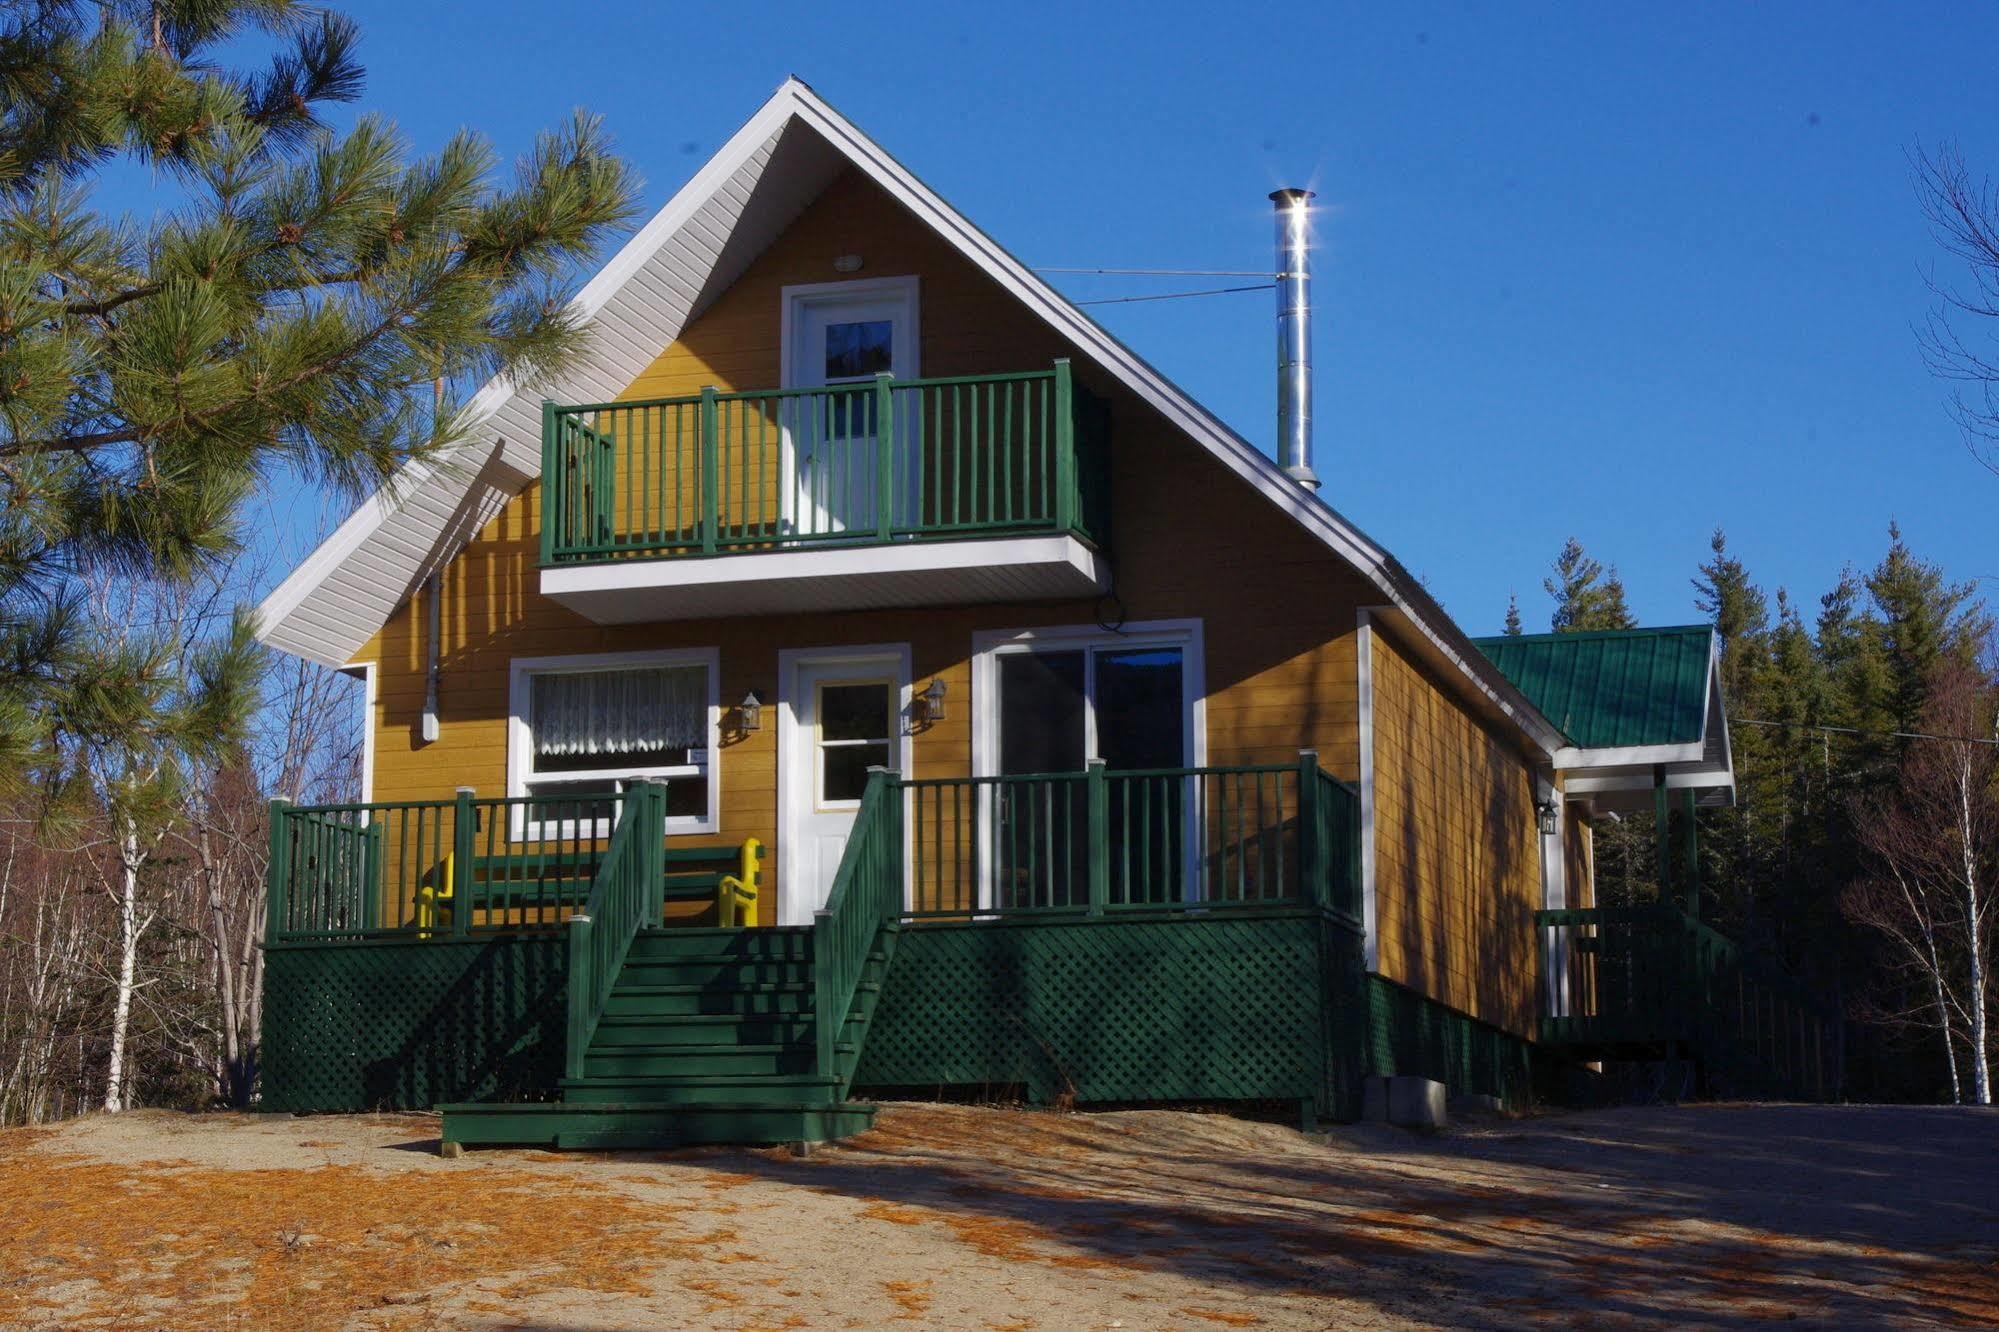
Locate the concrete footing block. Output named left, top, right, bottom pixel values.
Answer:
left=1363, top=1075, right=1450, bottom=1129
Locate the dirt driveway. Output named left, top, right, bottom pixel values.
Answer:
left=1, top=1101, right=1994, bottom=1329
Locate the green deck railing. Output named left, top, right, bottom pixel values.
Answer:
left=538, top=360, right=1111, bottom=565
left=565, top=782, right=667, bottom=1080
left=266, top=790, right=622, bottom=943
left=896, top=754, right=1361, bottom=921
left=1538, top=903, right=1842, bottom=1100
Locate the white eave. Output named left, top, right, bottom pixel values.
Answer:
left=256, top=77, right=1569, bottom=758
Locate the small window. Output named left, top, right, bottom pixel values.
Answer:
left=816, top=679, right=893, bottom=808
left=824, top=320, right=893, bottom=380
left=514, top=655, right=717, bottom=837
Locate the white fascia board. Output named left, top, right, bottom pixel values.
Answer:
left=540, top=533, right=1103, bottom=598
left=1564, top=769, right=1737, bottom=797
left=1552, top=740, right=1709, bottom=769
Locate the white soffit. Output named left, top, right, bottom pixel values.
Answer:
left=256, top=78, right=1566, bottom=758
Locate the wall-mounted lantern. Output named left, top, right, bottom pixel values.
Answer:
left=1537, top=800, right=1560, bottom=837
left=918, top=677, right=947, bottom=723
left=737, top=690, right=763, bottom=733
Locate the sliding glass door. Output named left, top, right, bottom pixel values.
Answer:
left=988, top=632, right=1195, bottom=909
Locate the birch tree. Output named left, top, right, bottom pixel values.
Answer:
left=1849, top=658, right=1998, bottom=1104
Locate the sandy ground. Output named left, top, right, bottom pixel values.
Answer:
left=0, top=1101, right=1994, bottom=1330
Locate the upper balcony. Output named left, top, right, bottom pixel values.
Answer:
left=537, top=361, right=1111, bottom=623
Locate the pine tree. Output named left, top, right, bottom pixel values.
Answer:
left=1544, top=537, right=1637, bottom=632
left=1864, top=523, right=1991, bottom=736
left=0, top=3, right=640, bottom=794
left=1502, top=594, right=1523, bottom=636
left=1691, top=530, right=1775, bottom=934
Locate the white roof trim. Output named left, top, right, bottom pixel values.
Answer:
left=256, top=78, right=1567, bottom=756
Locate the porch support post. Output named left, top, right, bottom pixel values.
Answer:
left=1652, top=764, right=1671, bottom=908
left=451, top=786, right=475, bottom=938
left=1086, top=758, right=1108, bottom=916
left=1679, top=786, right=1700, bottom=921
left=1297, top=750, right=1325, bottom=909
left=699, top=385, right=719, bottom=554
left=266, top=799, right=291, bottom=945
left=874, top=371, right=895, bottom=541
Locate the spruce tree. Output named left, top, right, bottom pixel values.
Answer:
left=0, top=3, right=640, bottom=795
left=1502, top=593, right=1523, bottom=636
left=1691, top=530, right=1774, bottom=934
left=1544, top=536, right=1637, bottom=632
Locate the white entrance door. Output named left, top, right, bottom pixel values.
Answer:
left=782, top=278, right=920, bottom=537
left=778, top=649, right=911, bottom=925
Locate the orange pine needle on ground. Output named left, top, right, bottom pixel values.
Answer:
left=0, top=1102, right=1992, bottom=1329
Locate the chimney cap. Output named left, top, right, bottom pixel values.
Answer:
left=1269, top=187, right=1316, bottom=205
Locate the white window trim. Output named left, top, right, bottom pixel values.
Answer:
left=969, top=620, right=1206, bottom=911
left=969, top=619, right=1207, bottom=778
left=506, top=646, right=722, bottom=841
left=779, top=275, right=922, bottom=390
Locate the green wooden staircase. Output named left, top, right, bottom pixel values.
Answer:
left=439, top=778, right=904, bottom=1151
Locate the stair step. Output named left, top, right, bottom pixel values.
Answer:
left=627, top=927, right=813, bottom=962
left=591, top=1014, right=814, bottom=1046
left=583, top=1044, right=831, bottom=1078
left=562, top=1073, right=839, bottom=1106
left=617, top=957, right=817, bottom=987
left=439, top=1099, right=877, bottom=1149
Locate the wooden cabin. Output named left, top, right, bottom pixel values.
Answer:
left=254, top=81, right=1828, bottom=1149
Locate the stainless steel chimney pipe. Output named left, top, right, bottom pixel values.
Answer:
left=1270, top=188, right=1318, bottom=490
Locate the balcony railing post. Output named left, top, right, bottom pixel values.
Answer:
left=1297, top=750, right=1324, bottom=909
left=1086, top=758, right=1108, bottom=915
left=1052, top=358, right=1076, bottom=534
left=539, top=399, right=558, bottom=566
left=699, top=385, right=720, bottom=554
left=566, top=913, right=593, bottom=1081
left=265, top=799, right=291, bottom=945
left=451, top=787, right=475, bottom=938
left=640, top=780, right=666, bottom=928
left=874, top=372, right=895, bottom=540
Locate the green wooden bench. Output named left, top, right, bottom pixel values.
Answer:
left=418, top=839, right=764, bottom=929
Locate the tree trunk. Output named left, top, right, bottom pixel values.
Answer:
left=103, top=826, right=143, bottom=1114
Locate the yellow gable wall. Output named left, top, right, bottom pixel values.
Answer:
left=352, top=166, right=1545, bottom=1036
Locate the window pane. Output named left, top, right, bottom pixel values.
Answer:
left=998, top=651, right=1085, bottom=775
left=825, top=320, right=893, bottom=379
left=820, top=682, right=891, bottom=742
left=1096, top=648, right=1185, bottom=770
left=662, top=774, right=709, bottom=820
left=822, top=741, right=891, bottom=802
left=531, top=664, right=706, bottom=761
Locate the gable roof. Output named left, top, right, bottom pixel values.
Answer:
left=254, top=78, right=1568, bottom=758
left=1471, top=626, right=1715, bottom=749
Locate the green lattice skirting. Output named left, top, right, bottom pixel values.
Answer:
left=261, top=937, right=565, bottom=1113
left=852, top=909, right=1368, bottom=1121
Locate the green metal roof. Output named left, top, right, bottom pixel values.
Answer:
left=1469, top=625, right=1715, bottom=750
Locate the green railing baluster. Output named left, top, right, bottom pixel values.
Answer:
left=875, top=372, right=895, bottom=540
left=699, top=386, right=719, bottom=554
left=1053, top=358, right=1075, bottom=534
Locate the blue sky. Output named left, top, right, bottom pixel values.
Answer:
left=245, top=1, right=1994, bottom=634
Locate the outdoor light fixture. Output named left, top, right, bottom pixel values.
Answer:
left=1537, top=800, right=1560, bottom=836
left=919, top=677, right=947, bottom=723
left=738, top=690, right=763, bottom=733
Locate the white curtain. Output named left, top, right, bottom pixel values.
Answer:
left=532, top=665, right=706, bottom=760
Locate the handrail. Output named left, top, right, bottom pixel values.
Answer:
left=564, top=781, right=665, bottom=1081
left=812, top=769, right=903, bottom=1089
left=540, top=361, right=1109, bottom=565
left=1536, top=901, right=1841, bottom=1100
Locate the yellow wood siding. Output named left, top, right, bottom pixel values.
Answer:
left=356, top=166, right=1377, bottom=925
left=1368, top=627, right=1542, bottom=1038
